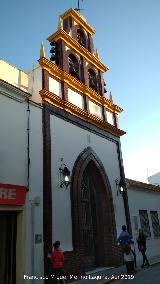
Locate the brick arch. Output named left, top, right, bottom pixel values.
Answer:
left=72, top=24, right=88, bottom=48
left=77, top=29, right=87, bottom=46
left=63, top=49, right=80, bottom=70
left=86, top=63, right=103, bottom=94
left=64, top=50, right=81, bottom=79
left=70, top=146, right=122, bottom=269
left=88, top=68, right=98, bottom=92
left=68, top=53, right=80, bottom=80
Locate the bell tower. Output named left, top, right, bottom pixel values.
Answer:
left=39, top=8, right=127, bottom=279
left=39, top=8, right=125, bottom=137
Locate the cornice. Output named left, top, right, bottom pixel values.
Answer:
left=126, top=178, right=160, bottom=193
left=39, top=89, right=125, bottom=138
left=60, top=8, right=95, bottom=35
left=38, top=57, right=123, bottom=114
left=47, top=29, right=108, bottom=73
left=0, top=79, right=31, bottom=102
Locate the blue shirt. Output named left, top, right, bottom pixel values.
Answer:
left=118, top=231, right=133, bottom=245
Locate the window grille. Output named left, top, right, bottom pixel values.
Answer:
left=150, top=211, right=160, bottom=237
left=139, top=210, right=151, bottom=238
left=133, top=216, right=139, bottom=232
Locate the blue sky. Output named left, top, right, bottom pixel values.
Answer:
left=1, top=0, right=160, bottom=182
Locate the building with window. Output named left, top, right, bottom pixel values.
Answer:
left=126, top=179, right=160, bottom=262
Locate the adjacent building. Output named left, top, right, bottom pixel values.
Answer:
left=126, top=179, right=160, bottom=263
left=0, top=59, right=43, bottom=283
left=148, top=172, right=160, bottom=185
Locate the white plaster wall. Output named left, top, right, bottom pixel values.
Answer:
left=50, top=115, right=126, bottom=251
left=128, top=188, right=160, bottom=261
left=106, top=110, right=114, bottom=125
left=27, top=63, right=42, bottom=104
left=68, top=88, right=84, bottom=109
left=89, top=100, right=103, bottom=119
left=25, top=103, right=43, bottom=280
left=0, top=94, right=28, bottom=185
left=49, top=77, right=62, bottom=98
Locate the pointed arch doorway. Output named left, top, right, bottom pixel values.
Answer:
left=71, top=147, right=118, bottom=271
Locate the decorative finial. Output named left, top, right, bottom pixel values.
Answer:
left=57, top=17, right=62, bottom=30
left=40, top=42, right=45, bottom=58
left=95, top=49, right=100, bottom=59
left=75, top=0, right=84, bottom=13
left=109, top=91, right=113, bottom=103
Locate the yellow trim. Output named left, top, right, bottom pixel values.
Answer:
left=60, top=8, right=95, bottom=35
left=40, top=89, right=125, bottom=137
left=38, top=57, right=123, bottom=114
left=47, top=29, right=108, bottom=73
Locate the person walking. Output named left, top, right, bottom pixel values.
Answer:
left=118, top=225, right=132, bottom=247
left=118, top=225, right=137, bottom=270
left=137, top=229, right=150, bottom=268
left=48, top=241, right=65, bottom=284
left=130, top=239, right=137, bottom=268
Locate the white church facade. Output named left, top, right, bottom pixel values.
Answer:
left=39, top=8, right=130, bottom=277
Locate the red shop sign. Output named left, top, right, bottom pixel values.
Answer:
left=0, top=183, right=27, bottom=205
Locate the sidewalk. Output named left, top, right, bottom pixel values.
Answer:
left=72, top=255, right=160, bottom=284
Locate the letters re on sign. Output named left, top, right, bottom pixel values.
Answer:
left=0, top=183, right=27, bottom=205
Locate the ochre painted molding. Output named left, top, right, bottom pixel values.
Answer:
left=60, top=8, right=95, bottom=35
left=39, top=89, right=125, bottom=137
left=47, top=29, right=108, bottom=73
left=38, top=57, right=123, bottom=114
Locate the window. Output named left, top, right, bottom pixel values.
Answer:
left=139, top=210, right=151, bottom=238
left=68, top=54, right=79, bottom=80
left=150, top=211, right=160, bottom=237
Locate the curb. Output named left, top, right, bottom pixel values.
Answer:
left=100, top=261, right=160, bottom=284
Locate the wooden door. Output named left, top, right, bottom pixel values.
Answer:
left=80, top=166, right=98, bottom=270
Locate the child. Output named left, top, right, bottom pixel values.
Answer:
left=123, top=245, right=134, bottom=275
left=48, top=241, right=64, bottom=284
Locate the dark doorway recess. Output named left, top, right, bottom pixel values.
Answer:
left=0, top=211, right=17, bottom=284
left=80, top=162, right=105, bottom=270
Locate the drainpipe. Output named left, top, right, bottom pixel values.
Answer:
left=27, top=99, right=34, bottom=281
left=117, top=141, right=132, bottom=235
left=27, top=99, right=30, bottom=189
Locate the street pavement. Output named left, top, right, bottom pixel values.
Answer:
left=113, top=263, right=160, bottom=284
